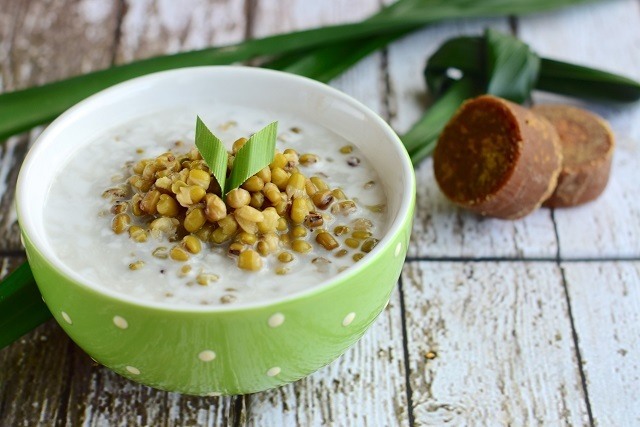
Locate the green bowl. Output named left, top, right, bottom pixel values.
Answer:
left=16, top=66, right=415, bottom=395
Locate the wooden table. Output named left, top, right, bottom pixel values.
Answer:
left=1, top=1, right=639, bottom=425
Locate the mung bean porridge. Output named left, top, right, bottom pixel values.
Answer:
left=44, top=106, right=388, bottom=306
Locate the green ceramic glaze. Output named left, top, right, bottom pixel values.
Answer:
left=16, top=67, right=416, bottom=395
left=23, top=205, right=412, bottom=395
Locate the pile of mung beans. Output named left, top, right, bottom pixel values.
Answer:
left=103, top=136, right=382, bottom=275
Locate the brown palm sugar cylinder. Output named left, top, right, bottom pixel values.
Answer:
left=433, top=95, right=562, bottom=219
left=532, top=104, right=615, bottom=208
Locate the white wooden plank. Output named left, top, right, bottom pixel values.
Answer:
left=250, top=0, right=377, bottom=37
left=518, top=0, right=640, bottom=258
left=563, top=261, right=640, bottom=427
left=247, top=2, right=409, bottom=424
left=0, top=0, right=23, bottom=93
left=116, top=0, right=247, bottom=63
left=0, top=257, right=77, bottom=425
left=386, top=21, right=559, bottom=259
left=251, top=0, right=385, bottom=114
left=74, top=366, right=238, bottom=426
left=0, top=0, right=118, bottom=90
left=0, top=0, right=120, bottom=251
left=402, top=261, right=589, bottom=425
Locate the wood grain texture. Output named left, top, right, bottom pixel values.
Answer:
left=250, top=0, right=386, bottom=114
left=563, top=262, right=640, bottom=427
left=385, top=20, right=559, bottom=259
left=246, top=2, right=409, bottom=425
left=116, top=0, right=247, bottom=63
left=518, top=0, right=640, bottom=258
left=250, top=0, right=377, bottom=37
left=66, top=367, right=240, bottom=427
left=401, top=261, right=589, bottom=426
left=0, top=0, right=120, bottom=252
left=0, top=256, right=77, bottom=425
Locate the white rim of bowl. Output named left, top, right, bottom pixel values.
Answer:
left=16, top=66, right=415, bottom=313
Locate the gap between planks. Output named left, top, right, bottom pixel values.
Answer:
left=110, top=0, right=127, bottom=65
left=551, top=209, right=596, bottom=427
left=397, top=275, right=416, bottom=427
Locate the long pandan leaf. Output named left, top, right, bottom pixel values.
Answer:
left=0, top=0, right=602, bottom=143
left=538, top=58, right=640, bottom=102
left=0, top=263, right=50, bottom=349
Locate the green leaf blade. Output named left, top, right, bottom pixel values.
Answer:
left=484, top=28, right=540, bottom=103
left=0, top=262, right=52, bottom=349
left=227, top=122, right=278, bottom=194
left=424, top=36, right=484, bottom=96
left=402, top=78, right=479, bottom=164
left=195, top=116, right=228, bottom=194
left=538, top=58, right=640, bottom=103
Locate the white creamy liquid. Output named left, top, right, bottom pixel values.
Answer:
left=44, top=106, right=388, bottom=306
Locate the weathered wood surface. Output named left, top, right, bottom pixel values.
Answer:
left=0, top=0, right=120, bottom=252
left=401, top=261, right=589, bottom=426
left=563, top=262, right=640, bottom=427
left=116, top=0, right=247, bottom=63
left=1, top=0, right=640, bottom=425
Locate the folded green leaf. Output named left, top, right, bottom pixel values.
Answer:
left=195, top=117, right=228, bottom=194
left=484, top=29, right=540, bottom=103
left=227, top=122, right=278, bottom=194
left=424, top=29, right=640, bottom=104
left=424, top=36, right=483, bottom=96
left=424, top=29, right=540, bottom=103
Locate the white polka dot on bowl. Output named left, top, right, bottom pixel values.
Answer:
left=266, top=367, right=281, bottom=377
left=342, top=312, right=356, bottom=327
left=268, top=313, right=285, bottom=328
left=126, top=366, right=140, bottom=375
left=207, top=391, right=222, bottom=397
left=61, top=311, right=72, bottom=325
left=198, top=350, right=216, bottom=362
left=395, top=242, right=403, bottom=257
left=113, top=315, right=128, bottom=329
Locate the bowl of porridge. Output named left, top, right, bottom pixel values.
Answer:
left=16, top=66, right=415, bottom=395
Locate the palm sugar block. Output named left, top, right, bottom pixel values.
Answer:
left=433, top=95, right=562, bottom=219
left=532, top=104, right=615, bottom=208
